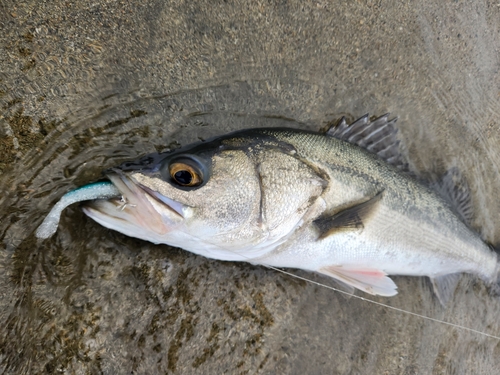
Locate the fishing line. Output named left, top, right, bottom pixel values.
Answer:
left=219, top=241, right=500, bottom=340
left=81, top=179, right=500, bottom=340
left=222, top=244, right=500, bottom=340
left=261, top=264, right=500, bottom=340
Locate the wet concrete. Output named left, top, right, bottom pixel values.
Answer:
left=1, top=0, right=500, bottom=374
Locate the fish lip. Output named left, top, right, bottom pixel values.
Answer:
left=137, top=184, right=185, bottom=219
left=106, top=168, right=185, bottom=219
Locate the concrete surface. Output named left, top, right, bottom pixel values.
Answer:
left=1, top=0, right=500, bottom=374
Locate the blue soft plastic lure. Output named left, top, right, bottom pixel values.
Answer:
left=36, top=181, right=120, bottom=239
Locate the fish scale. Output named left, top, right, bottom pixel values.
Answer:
left=36, top=115, right=500, bottom=305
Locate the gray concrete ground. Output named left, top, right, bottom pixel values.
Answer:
left=1, top=0, right=500, bottom=374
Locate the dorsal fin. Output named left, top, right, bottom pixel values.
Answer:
left=326, top=114, right=406, bottom=169
left=432, top=167, right=474, bottom=225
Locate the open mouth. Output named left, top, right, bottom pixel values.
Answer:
left=137, top=184, right=185, bottom=219
left=82, top=169, right=185, bottom=241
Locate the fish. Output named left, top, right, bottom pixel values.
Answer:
left=36, top=114, right=499, bottom=305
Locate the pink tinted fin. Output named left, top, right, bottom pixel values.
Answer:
left=318, top=265, right=398, bottom=297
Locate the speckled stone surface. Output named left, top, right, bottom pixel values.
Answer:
left=2, top=1, right=500, bottom=374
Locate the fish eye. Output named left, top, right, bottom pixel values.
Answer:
left=168, top=158, right=204, bottom=187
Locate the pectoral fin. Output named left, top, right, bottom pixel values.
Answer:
left=318, top=265, right=398, bottom=297
left=314, top=191, right=383, bottom=239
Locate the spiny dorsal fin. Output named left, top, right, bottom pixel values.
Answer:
left=326, top=114, right=406, bottom=169
left=432, top=167, right=474, bottom=225
left=314, top=191, right=383, bottom=239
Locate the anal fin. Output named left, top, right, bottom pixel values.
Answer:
left=318, top=265, right=398, bottom=297
left=430, top=273, right=461, bottom=306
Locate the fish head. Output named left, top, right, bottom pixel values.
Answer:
left=83, top=130, right=327, bottom=261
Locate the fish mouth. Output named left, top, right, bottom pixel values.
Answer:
left=82, top=169, right=185, bottom=243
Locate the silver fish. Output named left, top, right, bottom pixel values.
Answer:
left=39, top=115, right=500, bottom=304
